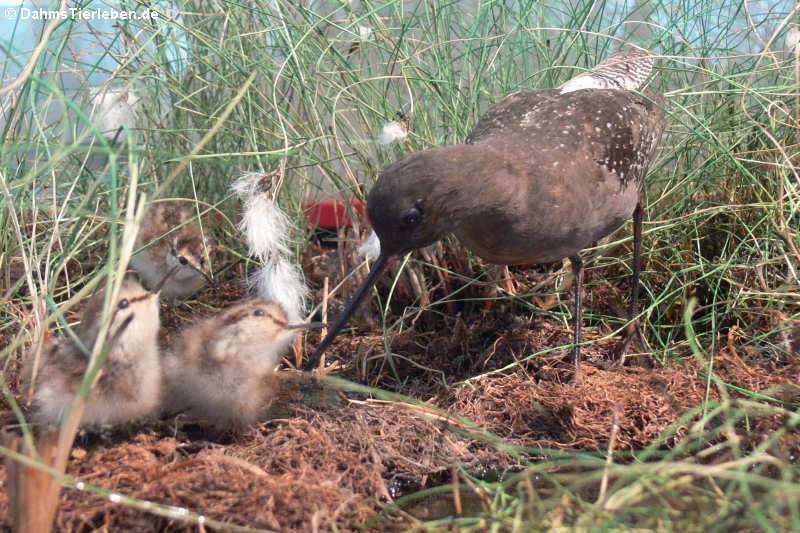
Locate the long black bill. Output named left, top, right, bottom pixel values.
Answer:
left=151, top=264, right=182, bottom=294
left=287, top=321, right=327, bottom=330
left=306, top=252, right=393, bottom=369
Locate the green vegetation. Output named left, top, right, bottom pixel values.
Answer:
left=0, top=0, right=798, bottom=530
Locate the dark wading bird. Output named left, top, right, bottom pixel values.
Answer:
left=308, top=47, right=666, bottom=380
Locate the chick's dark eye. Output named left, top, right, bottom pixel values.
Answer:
left=402, top=206, right=422, bottom=226
left=178, top=256, right=189, bottom=266
left=118, top=299, right=130, bottom=310
left=253, top=309, right=265, bottom=317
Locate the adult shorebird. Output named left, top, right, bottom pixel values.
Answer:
left=308, top=46, right=665, bottom=380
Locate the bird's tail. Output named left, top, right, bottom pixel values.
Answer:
left=559, top=46, right=656, bottom=94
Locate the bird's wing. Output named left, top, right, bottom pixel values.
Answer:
left=465, top=89, right=556, bottom=144
left=467, top=47, right=657, bottom=145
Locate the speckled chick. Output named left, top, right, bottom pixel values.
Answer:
left=24, top=278, right=162, bottom=427
left=129, top=200, right=214, bottom=300
left=162, top=299, right=317, bottom=430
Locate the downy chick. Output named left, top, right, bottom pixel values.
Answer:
left=24, top=278, right=162, bottom=427
left=129, top=200, right=214, bottom=300
left=162, top=299, right=322, bottom=430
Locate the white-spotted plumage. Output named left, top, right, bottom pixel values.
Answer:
left=24, top=278, right=162, bottom=427
left=308, top=46, right=666, bottom=375
left=232, top=171, right=309, bottom=324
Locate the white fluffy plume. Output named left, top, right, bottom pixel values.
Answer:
left=232, top=171, right=293, bottom=261
left=249, top=256, right=308, bottom=324
left=376, top=120, right=408, bottom=145
left=357, top=230, right=381, bottom=261
left=232, top=171, right=309, bottom=323
left=90, top=86, right=140, bottom=141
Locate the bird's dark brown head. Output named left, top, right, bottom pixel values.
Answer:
left=367, top=146, right=466, bottom=256
left=306, top=146, right=474, bottom=370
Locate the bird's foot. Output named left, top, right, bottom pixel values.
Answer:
left=613, top=319, right=650, bottom=366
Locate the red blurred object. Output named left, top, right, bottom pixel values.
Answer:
left=304, top=199, right=365, bottom=229
left=200, top=211, right=223, bottom=222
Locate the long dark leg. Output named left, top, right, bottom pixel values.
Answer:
left=630, top=196, right=643, bottom=329
left=616, top=195, right=649, bottom=364
left=569, top=255, right=583, bottom=382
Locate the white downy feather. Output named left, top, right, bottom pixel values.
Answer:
left=248, top=257, right=308, bottom=324
left=357, top=230, right=381, bottom=261
left=232, top=171, right=293, bottom=261
left=376, top=121, right=408, bottom=145
left=232, top=172, right=309, bottom=322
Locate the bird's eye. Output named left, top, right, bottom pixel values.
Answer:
left=178, top=256, right=189, bottom=266
left=402, top=205, right=422, bottom=226
left=118, top=299, right=130, bottom=309
left=253, top=309, right=265, bottom=317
